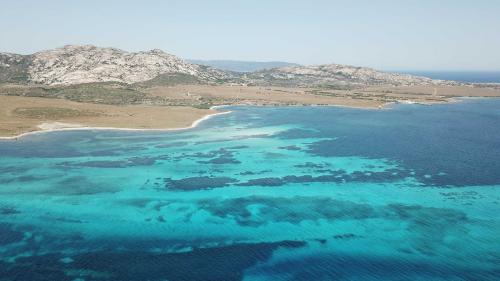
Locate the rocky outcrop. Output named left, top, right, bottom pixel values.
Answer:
left=26, top=45, right=227, bottom=85
left=243, top=64, right=459, bottom=87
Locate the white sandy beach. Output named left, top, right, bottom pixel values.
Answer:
left=0, top=109, right=232, bottom=140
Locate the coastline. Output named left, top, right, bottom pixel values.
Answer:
left=0, top=97, right=493, bottom=140
left=0, top=101, right=380, bottom=140
left=0, top=109, right=232, bottom=140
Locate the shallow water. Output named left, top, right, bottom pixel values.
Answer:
left=0, top=99, right=499, bottom=281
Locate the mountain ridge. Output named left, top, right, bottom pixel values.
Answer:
left=0, top=45, right=460, bottom=87
left=242, top=64, right=458, bottom=87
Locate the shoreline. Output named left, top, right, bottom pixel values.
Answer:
left=0, top=97, right=491, bottom=140
left=0, top=108, right=232, bottom=140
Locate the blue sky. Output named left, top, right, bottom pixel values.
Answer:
left=1, top=0, right=499, bottom=70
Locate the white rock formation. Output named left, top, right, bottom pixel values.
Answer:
left=248, top=64, right=458, bottom=87
left=27, top=45, right=226, bottom=85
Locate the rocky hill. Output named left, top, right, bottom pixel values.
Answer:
left=0, top=45, right=459, bottom=87
left=242, top=64, right=458, bottom=87
left=0, top=45, right=228, bottom=85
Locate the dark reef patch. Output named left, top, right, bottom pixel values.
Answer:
left=63, top=160, right=130, bottom=168
left=127, top=156, right=161, bottom=165
left=196, top=196, right=470, bottom=245
left=196, top=196, right=377, bottom=226
left=385, top=203, right=469, bottom=255
left=179, top=148, right=241, bottom=165
left=236, top=168, right=408, bottom=187
left=0, top=165, right=32, bottom=174
left=54, top=217, right=86, bottom=224
left=386, top=204, right=468, bottom=224
left=53, top=176, right=121, bottom=195
left=0, top=174, right=50, bottom=184
left=239, top=170, right=272, bottom=176
left=120, top=198, right=160, bottom=208
left=333, top=233, right=360, bottom=240
left=198, top=157, right=241, bottom=165
left=237, top=177, right=286, bottom=187
left=58, top=155, right=165, bottom=169
left=164, top=176, right=238, bottom=190
left=294, top=162, right=329, bottom=169
left=0, top=206, right=20, bottom=215
left=263, top=152, right=286, bottom=159
left=227, top=145, right=249, bottom=150
left=194, top=134, right=269, bottom=145
left=279, top=145, right=302, bottom=151
left=155, top=141, right=189, bottom=148
left=0, top=240, right=305, bottom=281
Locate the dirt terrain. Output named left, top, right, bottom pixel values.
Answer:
left=0, top=95, right=214, bottom=138
left=1, top=83, right=500, bottom=138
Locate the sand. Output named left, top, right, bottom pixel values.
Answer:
left=0, top=96, right=219, bottom=138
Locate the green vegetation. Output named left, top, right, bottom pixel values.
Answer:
left=13, top=107, right=102, bottom=119
left=1, top=83, right=156, bottom=105
left=0, top=56, right=31, bottom=84
left=317, top=84, right=358, bottom=90
left=192, top=103, right=213, bottom=109
left=0, top=81, right=225, bottom=108
left=0, top=71, right=233, bottom=108
left=135, top=73, right=201, bottom=87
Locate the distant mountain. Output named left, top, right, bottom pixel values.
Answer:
left=242, top=64, right=459, bottom=87
left=1, top=45, right=460, bottom=87
left=187, top=59, right=300, bottom=73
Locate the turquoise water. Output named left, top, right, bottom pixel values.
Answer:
left=1, top=99, right=500, bottom=280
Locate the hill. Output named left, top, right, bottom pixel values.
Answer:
left=1, top=45, right=461, bottom=87
left=0, top=45, right=228, bottom=85
left=186, top=59, right=300, bottom=72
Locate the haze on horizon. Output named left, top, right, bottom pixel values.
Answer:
left=1, top=0, right=499, bottom=71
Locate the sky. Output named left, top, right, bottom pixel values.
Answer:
left=1, top=0, right=499, bottom=71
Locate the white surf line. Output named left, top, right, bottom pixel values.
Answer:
left=0, top=108, right=232, bottom=140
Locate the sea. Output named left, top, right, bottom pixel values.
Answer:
left=399, top=71, right=500, bottom=83
left=0, top=98, right=500, bottom=281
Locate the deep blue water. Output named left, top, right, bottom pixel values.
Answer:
left=1, top=99, right=500, bottom=280
left=398, top=71, right=500, bottom=83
